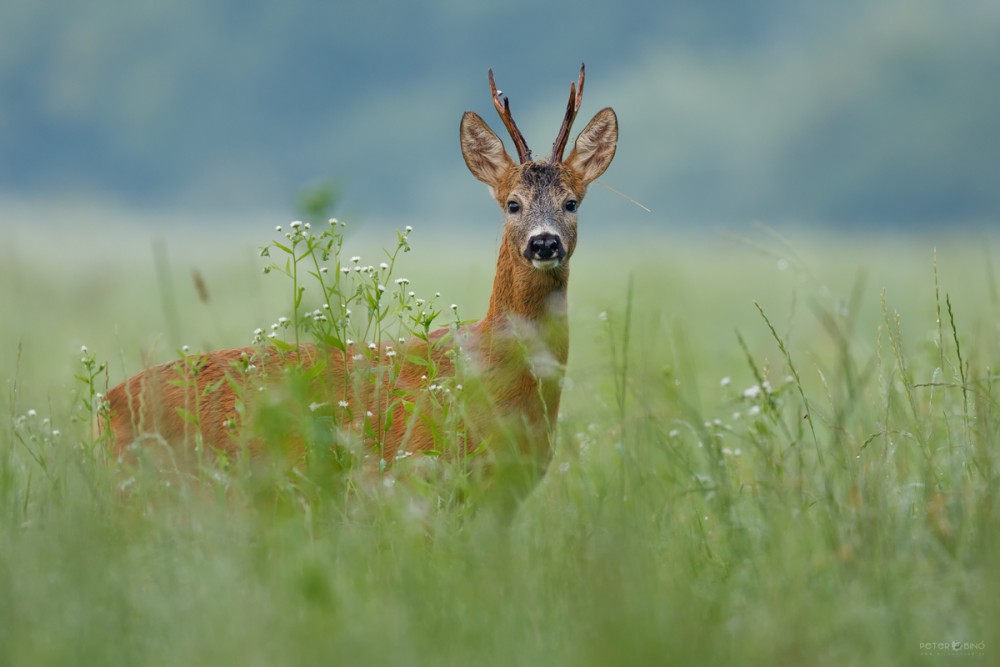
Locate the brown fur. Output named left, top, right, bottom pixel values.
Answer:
left=103, top=73, right=618, bottom=484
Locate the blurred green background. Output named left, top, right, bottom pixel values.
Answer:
left=1, top=0, right=998, bottom=232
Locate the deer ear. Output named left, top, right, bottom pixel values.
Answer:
left=461, top=112, right=516, bottom=188
left=564, top=107, right=618, bottom=185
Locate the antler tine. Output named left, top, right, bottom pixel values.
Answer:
left=551, top=63, right=586, bottom=163
left=488, top=68, right=532, bottom=164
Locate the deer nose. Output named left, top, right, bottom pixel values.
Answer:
left=524, top=233, right=566, bottom=266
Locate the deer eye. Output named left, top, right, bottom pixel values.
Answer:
left=507, top=201, right=521, bottom=214
left=564, top=200, right=578, bottom=213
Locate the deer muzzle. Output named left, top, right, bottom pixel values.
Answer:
left=525, top=232, right=566, bottom=270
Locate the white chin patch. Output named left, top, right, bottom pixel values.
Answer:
left=531, top=258, right=561, bottom=270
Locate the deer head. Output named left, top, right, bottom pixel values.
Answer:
left=459, top=64, right=618, bottom=274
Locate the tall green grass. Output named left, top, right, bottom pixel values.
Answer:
left=1, top=219, right=998, bottom=665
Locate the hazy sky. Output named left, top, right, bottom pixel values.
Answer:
left=1, top=0, right=998, bottom=230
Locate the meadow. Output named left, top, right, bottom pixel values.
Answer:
left=1, top=211, right=998, bottom=665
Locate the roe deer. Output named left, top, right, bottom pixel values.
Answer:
left=103, top=64, right=618, bottom=492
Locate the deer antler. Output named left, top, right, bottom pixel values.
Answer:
left=551, top=63, right=586, bottom=164
left=489, top=68, right=532, bottom=164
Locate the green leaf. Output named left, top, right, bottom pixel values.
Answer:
left=175, top=407, right=199, bottom=425
left=270, top=338, right=295, bottom=351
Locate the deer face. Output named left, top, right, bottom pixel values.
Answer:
left=499, top=161, right=580, bottom=270
left=460, top=106, right=618, bottom=272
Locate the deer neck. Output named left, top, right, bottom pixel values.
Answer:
left=480, top=233, right=569, bottom=362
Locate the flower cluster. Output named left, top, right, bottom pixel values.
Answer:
left=256, top=218, right=455, bottom=353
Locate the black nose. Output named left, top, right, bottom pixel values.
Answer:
left=525, top=233, right=566, bottom=262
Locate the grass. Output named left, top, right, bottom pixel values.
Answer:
left=2, top=215, right=999, bottom=665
